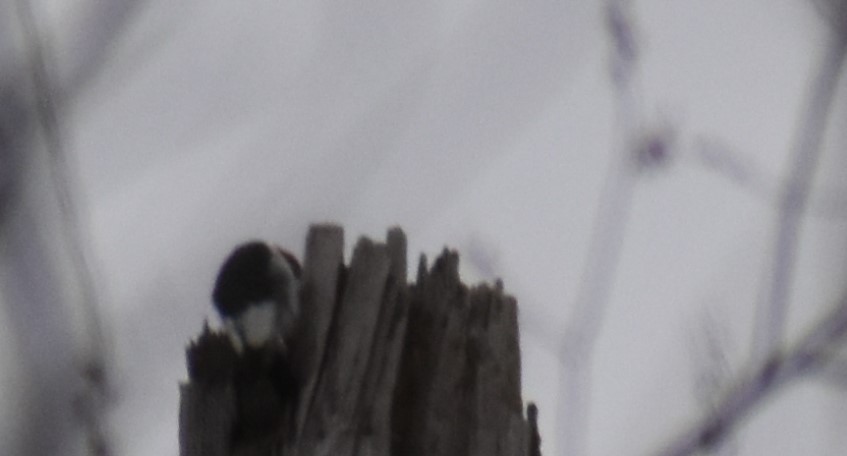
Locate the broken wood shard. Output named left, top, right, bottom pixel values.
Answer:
left=180, top=225, right=541, bottom=456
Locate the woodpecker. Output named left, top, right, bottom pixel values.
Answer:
left=212, top=241, right=302, bottom=354
left=212, top=241, right=303, bottom=448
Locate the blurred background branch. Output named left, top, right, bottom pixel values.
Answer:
left=559, top=1, right=846, bottom=454
left=655, top=5, right=847, bottom=454
left=556, top=2, right=643, bottom=455
left=0, top=0, right=139, bottom=453
left=751, top=19, right=847, bottom=363
left=658, top=288, right=847, bottom=455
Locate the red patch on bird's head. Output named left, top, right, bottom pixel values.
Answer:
left=273, top=246, right=302, bottom=279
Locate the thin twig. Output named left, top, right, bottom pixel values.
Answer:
left=690, top=137, right=847, bottom=221
left=556, top=2, right=642, bottom=455
left=751, top=29, right=847, bottom=362
left=655, top=291, right=847, bottom=456
left=14, top=1, right=112, bottom=454
left=661, top=20, right=847, bottom=456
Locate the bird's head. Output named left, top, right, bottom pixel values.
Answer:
left=212, top=241, right=301, bottom=353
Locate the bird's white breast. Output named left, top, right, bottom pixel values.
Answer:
left=229, top=300, right=277, bottom=351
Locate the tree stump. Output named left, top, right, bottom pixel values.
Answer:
left=179, top=224, right=542, bottom=456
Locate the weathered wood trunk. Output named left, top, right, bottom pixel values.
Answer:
left=180, top=225, right=541, bottom=456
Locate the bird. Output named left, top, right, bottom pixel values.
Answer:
left=212, top=240, right=302, bottom=354
left=211, top=240, right=303, bottom=448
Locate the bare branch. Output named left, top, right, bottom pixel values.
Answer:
left=812, top=0, right=847, bottom=38
left=690, top=137, right=847, bottom=221
left=686, top=310, right=739, bottom=456
left=656, top=292, right=847, bottom=456
left=555, top=2, right=644, bottom=455
left=690, top=137, right=775, bottom=204
left=5, top=2, right=114, bottom=454
left=751, top=29, right=847, bottom=362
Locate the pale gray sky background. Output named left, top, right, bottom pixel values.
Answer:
left=1, top=1, right=846, bottom=455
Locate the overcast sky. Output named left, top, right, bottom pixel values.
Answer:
left=2, top=1, right=846, bottom=455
